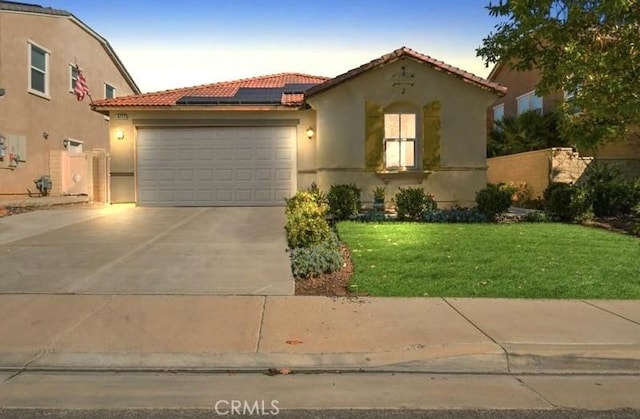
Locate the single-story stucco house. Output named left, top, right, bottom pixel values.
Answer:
left=92, top=47, right=506, bottom=207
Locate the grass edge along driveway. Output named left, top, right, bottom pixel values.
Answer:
left=337, top=222, right=640, bottom=299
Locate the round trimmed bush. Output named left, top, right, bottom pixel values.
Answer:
left=475, top=183, right=512, bottom=220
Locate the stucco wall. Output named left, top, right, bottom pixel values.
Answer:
left=306, top=58, right=498, bottom=206
left=106, top=109, right=316, bottom=203
left=487, top=147, right=593, bottom=198
left=0, top=11, right=136, bottom=194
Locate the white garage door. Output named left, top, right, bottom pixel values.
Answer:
left=136, top=126, right=297, bottom=206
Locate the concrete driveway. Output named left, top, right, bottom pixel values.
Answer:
left=0, top=206, right=293, bottom=295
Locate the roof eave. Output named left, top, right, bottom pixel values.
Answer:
left=91, top=104, right=305, bottom=113
left=306, top=48, right=506, bottom=99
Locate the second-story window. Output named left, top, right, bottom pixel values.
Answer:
left=516, top=90, right=543, bottom=115
left=29, top=42, right=49, bottom=97
left=105, top=83, right=116, bottom=99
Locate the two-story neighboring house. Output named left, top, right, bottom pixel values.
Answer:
left=0, top=1, right=140, bottom=198
left=487, top=62, right=640, bottom=177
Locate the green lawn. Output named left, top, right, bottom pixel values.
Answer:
left=337, top=222, right=640, bottom=299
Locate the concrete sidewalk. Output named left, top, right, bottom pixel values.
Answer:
left=1, top=295, right=639, bottom=374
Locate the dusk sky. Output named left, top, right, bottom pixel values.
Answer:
left=42, top=1, right=502, bottom=93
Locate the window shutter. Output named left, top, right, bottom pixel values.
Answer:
left=422, top=101, right=441, bottom=169
left=365, top=101, right=384, bottom=170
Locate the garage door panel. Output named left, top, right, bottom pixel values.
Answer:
left=137, top=126, right=296, bottom=206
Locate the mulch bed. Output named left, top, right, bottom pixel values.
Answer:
left=294, top=243, right=364, bottom=297
left=0, top=206, right=38, bottom=217
left=583, top=215, right=638, bottom=236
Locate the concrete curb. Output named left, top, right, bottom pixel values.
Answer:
left=2, top=344, right=640, bottom=375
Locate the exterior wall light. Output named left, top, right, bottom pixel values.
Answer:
left=115, top=129, right=125, bottom=140
left=306, top=127, right=315, bottom=140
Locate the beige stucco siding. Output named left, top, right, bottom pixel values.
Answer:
left=0, top=11, right=136, bottom=194
left=307, top=58, right=498, bottom=206
left=105, top=109, right=316, bottom=202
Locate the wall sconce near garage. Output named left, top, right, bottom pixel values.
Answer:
left=115, top=129, right=125, bottom=140
left=306, top=127, right=315, bottom=140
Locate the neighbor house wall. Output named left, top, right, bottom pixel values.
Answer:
left=307, top=58, right=498, bottom=207
left=488, top=64, right=640, bottom=177
left=105, top=108, right=316, bottom=203
left=0, top=10, right=136, bottom=195
left=487, top=65, right=563, bottom=125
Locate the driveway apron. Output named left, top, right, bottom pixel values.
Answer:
left=0, top=207, right=293, bottom=295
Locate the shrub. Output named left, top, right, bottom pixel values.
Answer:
left=357, top=210, right=388, bottom=223
left=543, top=182, right=574, bottom=221
left=285, top=190, right=331, bottom=248
left=394, top=187, right=437, bottom=220
left=520, top=210, right=550, bottom=223
left=475, top=183, right=512, bottom=220
left=582, top=163, right=639, bottom=217
left=422, top=207, right=488, bottom=223
left=307, top=182, right=328, bottom=205
left=288, top=232, right=344, bottom=280
left=327, top=183, right=362, bottom=221
left=504, top=181, right=533, bottom=206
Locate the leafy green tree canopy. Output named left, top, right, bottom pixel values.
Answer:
left=478, top=0, right=640, bottom=150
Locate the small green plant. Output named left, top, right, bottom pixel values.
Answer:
left=327, top=183, right=362, bottom=221
left=475, top=183, right=512, bottom=220
left=394, top=187, right=437, bottom=220
left=284, top=190, right=331, bottom=248
left=372, top=186, right=386, bottom=201
left=288, top=232, right=344, bottom=279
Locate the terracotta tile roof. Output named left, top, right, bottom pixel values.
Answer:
left=93, top=73, right=329, bottom=108
left=305, top=47, right=507, bottom=98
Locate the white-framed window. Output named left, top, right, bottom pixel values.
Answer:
left=104, top=83, right=116, bottom=99
left=28, top=41, right=50, bottom=97
left=493, top=103, right=505, bottom=122
left=516, top=90, right=543, bottom=115
left=69, top=65, right=78, bottom=92
left=384, top=112, right=416, bottom=169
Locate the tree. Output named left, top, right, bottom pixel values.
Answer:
left=477, top=0, right=640, bottom=151
left=488, top=110, right=565, bottom=157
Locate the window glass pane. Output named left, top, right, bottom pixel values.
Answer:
left=402, top=140, right=415, bottom=167
left=384, top=114, right=399, bottom=138
left=532, top=94, right=543, bottom=111
left=493, top=104, right=504, bottom=121
left=31, top=46, right=46, bottom=71
left=385, top=140, right=401, bottom=168
left=517, top=95, right=528, bottom=115
left=31, top=68, right=45, bottom=93
left=71, top=66, right=78, bottom=89
left=400, top=114, right=416, bottom=139
left=105, top=84, right=115, bottom=99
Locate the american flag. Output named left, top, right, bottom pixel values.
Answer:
left=74, top=66, right=90, bottom=101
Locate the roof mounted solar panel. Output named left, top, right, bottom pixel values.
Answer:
left=233, top=88, right=283, bottom=102
left=282, top=83, right=319, bottom=94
